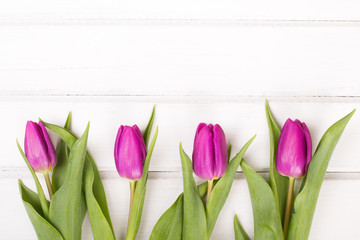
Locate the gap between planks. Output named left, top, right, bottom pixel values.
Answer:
left=1, top=18, right=360, bottom=26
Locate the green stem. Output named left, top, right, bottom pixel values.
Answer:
left=283, top=177, right=295, bottom=239
left=206, top=179, right=214, bottom=203
left=127, top=181, right=136, bottom=229
left=44, top=172, right=53, bottom=200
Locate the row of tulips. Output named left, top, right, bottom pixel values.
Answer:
left=17, top=102, right=355, bottom=240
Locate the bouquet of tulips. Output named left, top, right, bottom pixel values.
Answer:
left=17, top=102, right=354, bottom=240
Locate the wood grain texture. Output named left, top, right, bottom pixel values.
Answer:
left=0, top=0, right=360, bottom=22
left=1, top=25, right=360, bottom=96
left=1, top=1, right=360, bottom=239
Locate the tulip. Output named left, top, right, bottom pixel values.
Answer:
left=114, top=124, right=147, bottom=235
left=276, top=119, right=312, bottom=178
left=114, top=125, right=147, bottom=181
left=192, top=123, right=228, bottom=201
left=276, top=118, right=312, bottom=238
left=24, top=121, right=57, bottom=198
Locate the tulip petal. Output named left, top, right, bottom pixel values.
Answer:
left=213, top=124, right=228, bottom=179
left=132, top=124, right=147, bottom=161
left=301, top=122, right=312, bottom=174
left=38, top=122, right=57, bottom=169
left=114, top=125, right=124, bottom=169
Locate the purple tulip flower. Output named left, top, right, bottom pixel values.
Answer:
left=276, top=119, right=312, bottom=178
left=24, top=121, right=57, bottom=173
left=192, top=123, right=228, bottom=180
left=114, top=125, right=146, bottom=181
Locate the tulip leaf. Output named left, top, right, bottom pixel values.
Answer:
left=52, top=112, right=72, bottom=192
left=143, top=105, right=155, bottom=149
left=149, top=194, right=184, bottom=240
left=265, top=100, right=289, bottom=222
left=227, top=144, right=232, bottom=161
left=17, top=140, right=49, bottom=218
left=241, top=160, right=284, bottom=240
left=149, top=183, right=208, bottom=240
left=179, top=144, right=207, bottom=240
left=126, top=127, right=159, bottom=240
left=48, top=124, right=89, bottom=240
left=49, top=113, right=87, bottom=226
left=287, top=110, right=355, bottom=240
left=234, top=215, right=250, bottom=240
left=83, top=159, right=116, bottom=240
left=206, top=135, right=256, bottom=236
left=19, top=180, right=63, bottom=240
left=41, top=120, right=115, bottom=238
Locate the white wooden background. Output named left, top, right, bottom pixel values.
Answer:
left=1, top=1, right=360, bottom=239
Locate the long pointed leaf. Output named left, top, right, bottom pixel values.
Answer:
left=234, top=215, right=250, bottom=240
left=50, top=114, right=87, bottom=224
left=143, top=105, right=155, bottom=149
left=17, top=140, right=49, bottom=218
left=287, top=110, right=355, bottom=240
left=83, top=160, right=116, bottom=240
left=206, top=135, right=255, bottom=236
left=179, top=144, right=207, bottom=240
left=126, top=127, right=158, bottom=240
left=149, top=194, right=183, bottom=240
left=265, top=100, right=289, bottom=222
left=41, top=120, right=114, bottom=236
left=49, top=124, right=89, bottom=240
left=149, top=182, right=208, bottom=240
left=52, top=112, right=72, bottom=192
left=241, top=160, right=284, bottom=240
left=19, top=180, right=63, bottom=240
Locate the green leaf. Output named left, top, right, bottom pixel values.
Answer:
left=241, top=160, right=284, bottom=240
left=149, top=194, right=184, bottom=240
left=179, top=144, right=207, bottom=240
left=19, top=180, right=63, bottom=240
left=52, top=112, right=72, bottom=192
left=206, top=135, right=255, bottom=236
left=126, top=127, right=159, bottom=240
left=143, top=105, right=155, bottom=149
left=149, top=182, right=208, bottom=240
left=287, top=110, right=355, bottom=240
left=41, top=120, right=114, bottom=237
left=50, top=113, right=87, bottom=225
left=17, top=140, right=49, bottom=218
left=234, top=215, right=250, bottom=240
left=83, top=159, right=116, bottom=240
left=265, top=100, right=289, bottom=222
left=227, top=144, right=232, bottom=161
left=48, top=124, right=89, bottom=240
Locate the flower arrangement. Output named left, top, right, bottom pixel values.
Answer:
left=17, top=102, right=355, bottom=240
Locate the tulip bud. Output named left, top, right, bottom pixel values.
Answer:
left=192, top=123, right=228, bottom=180
left=114, top=125, right=147, bottom=180
left=24, top=121, right=57, bottom=173
left=276, top=119, right=312, bottom=178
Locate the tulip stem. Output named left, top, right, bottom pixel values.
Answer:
left=283, top=177, right=295, bottom=239
left=44, top=173, right=53, bottom=200
left=206, top=179, right=214, bottom=203
left=127, top=181, right=136, bottom=228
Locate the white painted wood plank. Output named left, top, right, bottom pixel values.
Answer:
left=3, top=97, right=358, bottom=172
left=2, top=173, right=360, bottom=239
left=0, top=0, right=360, bottom=22
left=1, top=25, right=360, bottom=97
